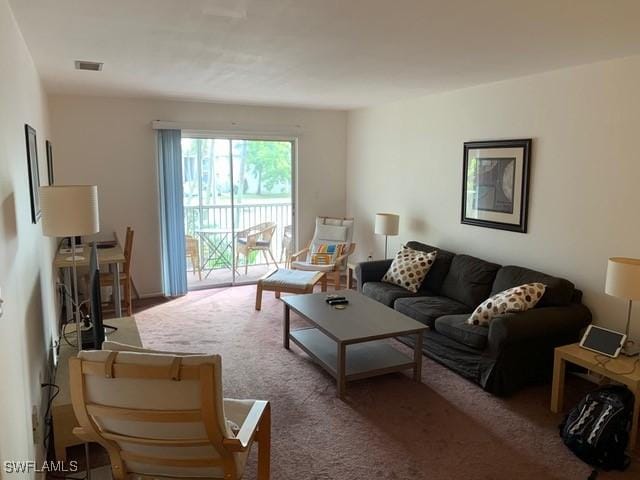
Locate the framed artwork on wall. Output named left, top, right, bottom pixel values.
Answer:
left=46, top=140, right=54, bottom=185
left=461, top=138, right=531, bottom=233
left=25, top=124, right=41, bottom=223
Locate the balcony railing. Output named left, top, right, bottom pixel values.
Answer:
left=185, top=203, right=293, bottom=271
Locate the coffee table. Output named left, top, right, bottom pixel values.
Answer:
left=282, top=290, right=427, bottom=398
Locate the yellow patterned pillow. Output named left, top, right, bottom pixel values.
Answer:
left=310, top=243, right=345, bottom=265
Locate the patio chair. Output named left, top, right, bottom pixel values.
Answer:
left=69, top=348, right=271, bottom=480
left=280, top=225, right=294, bottom=268
left=290, top=217, right=356, bottom=289
left=185, top=234, right=202, bottom=280
left=235, top=222, right=278, bottom=275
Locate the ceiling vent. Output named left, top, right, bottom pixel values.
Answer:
left=74, top=60, right=103, bottom=71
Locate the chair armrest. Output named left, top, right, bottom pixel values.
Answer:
left=355, top=259, right=392, bottom=291
left=223, top=400, right=270, bottom=452
left=290, top=247, right=309, bottom=262
left=72, top=427, right=92, bottom=442
left=487, top=304, right=592, bottom=353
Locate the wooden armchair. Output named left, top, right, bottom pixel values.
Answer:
left=290, top=217, right=356, bottom=289
left=69, top=349, right=271, bottom=480
left=235, top=222, right=278, bottom=274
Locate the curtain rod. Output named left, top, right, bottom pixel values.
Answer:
left=151, top=120, right=303, bottom=134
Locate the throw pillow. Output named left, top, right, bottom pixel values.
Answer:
left=467, top=283, right=546, bottom=326
left=309, top=242, right=346, bottom=265
left=382, top=245, right=437, bottom=293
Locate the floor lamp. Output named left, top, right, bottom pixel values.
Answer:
left=374, top=213, right=399, bottom=259
left=40, top=185, right=99, bottom=351
left=605, top=257, right=640, bottom=356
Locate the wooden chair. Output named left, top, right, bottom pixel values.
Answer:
left=280, top=225, right=294, bottom=268
left=290, top=217, right=356, bottom=290
left=69, top=349, right=271, bottom=480
left=101, top=226, right=134, bottom=315
left=235, top=222, right=278, bottom=275
left=185, top=234, right=202, bottom=280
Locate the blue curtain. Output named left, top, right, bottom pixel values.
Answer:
left=157, top=129, right=187, bottom=296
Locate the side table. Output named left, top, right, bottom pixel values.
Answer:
left=551, top=343, right=640, bottom=451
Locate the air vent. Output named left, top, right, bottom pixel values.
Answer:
left=74, top=60, right=103, bottom=71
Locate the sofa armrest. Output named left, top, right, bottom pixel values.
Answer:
left=355, top=260, right=392, bottom=291
left=487, top=304, right=592, bottom=353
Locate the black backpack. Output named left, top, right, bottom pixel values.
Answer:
left=559, top=385, right=633, bottom=472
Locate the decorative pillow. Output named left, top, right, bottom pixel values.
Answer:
left=467, top=283, right=546, bottom=326
left=382, top=245, right=437, bottom=293
left=309, top=242, right=346, bottom=265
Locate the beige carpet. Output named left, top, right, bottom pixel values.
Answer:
left=130, top=286, right=639, bottom=480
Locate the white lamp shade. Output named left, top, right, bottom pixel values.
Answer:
left=374, top=213, right=399, bottom=236
left=39, top=185, right=100, bottom=237
left=605, top=257, right=640, bottom=300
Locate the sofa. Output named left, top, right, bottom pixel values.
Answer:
left=355, top=241, right=592, bottom=396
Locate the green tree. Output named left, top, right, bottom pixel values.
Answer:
left=244, top=141, right=292, bottom=195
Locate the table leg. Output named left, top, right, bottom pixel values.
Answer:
left=63, top=267, right=73, bottom=323
left=113, top=262, right=122, bottom=317
left=551, top=352, right=566, bottom=413
left=347, top=268, right=353, bottom=289
left=413, top=331, right=423, bottom=382
left=630, top=387, right=640, bottom=451
left=255, top=283, right=263, bottom=311
left=337, top=342, right=346, bottom=399
left=321, top=274, right=327, bottom=292
left=283, top=304, right=290, bottom=349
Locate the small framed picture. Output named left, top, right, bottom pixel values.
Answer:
left=25, top=124, right=41, bottom=223
left=461, top=139, right=532, bottom=233
left=46, top=140, right=54, bottom=185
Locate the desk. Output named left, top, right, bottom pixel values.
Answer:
left=54, top=244, right=125, bottom=318
left=551, top=343, right=640, bottom=451
left=52, top=316, right=141, bottom=461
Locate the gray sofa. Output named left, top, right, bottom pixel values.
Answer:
left=356, top=241, right=592, bottom=395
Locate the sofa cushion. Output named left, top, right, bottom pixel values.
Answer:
left=382, top=246, right=437, bottom=293
left=394, top=296, right=471, bottom=328
left=435, top=315, right=489, bottom=350
left=406, top=241, right=455, bottom=294
left=491, top=266, right=575, bottom=307
left=362, top=282, right=427, bottom=307
left=441, top=254, right=501, bottom=308
left=468, top=283, right=546, bottom=326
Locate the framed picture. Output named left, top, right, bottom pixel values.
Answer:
left=46, top=140, right=54, bottom=185
left=25, top=124, right=41, bottom=223
left=461, top=139, right=531, bottom=233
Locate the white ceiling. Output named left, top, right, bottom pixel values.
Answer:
left=9, top=0, right=640, bottom=109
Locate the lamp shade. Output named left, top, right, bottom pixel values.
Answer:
left=39, top=185, right=100, bottom=237
left=374, top=213, right=399, bottom=236
left=605, top=257, right=640, bottom=300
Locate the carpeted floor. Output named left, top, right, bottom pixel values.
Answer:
left=129, top=286, right=639, bottom=480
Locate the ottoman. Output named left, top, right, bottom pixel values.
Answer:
left=255, top=268, right=327, bottom=310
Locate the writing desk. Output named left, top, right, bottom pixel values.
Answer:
left=54, top=244, right=125, bottom=318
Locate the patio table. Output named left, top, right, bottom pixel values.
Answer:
left=195, top=228, right=237, bottom=278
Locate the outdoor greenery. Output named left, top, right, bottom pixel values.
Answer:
left=244, top=141, right=292, bottom=195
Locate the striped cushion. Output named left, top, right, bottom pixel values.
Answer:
left=309, top=243, right=345, bottom=265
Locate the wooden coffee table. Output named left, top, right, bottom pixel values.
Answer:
left=282, top=290, right=427, bottom=398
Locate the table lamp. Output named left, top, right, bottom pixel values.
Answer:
left=40, top=185, right=99, bottom=351
left=374, top=213, right=399, bottom=259
left=605, top=257, right=640, bottom=356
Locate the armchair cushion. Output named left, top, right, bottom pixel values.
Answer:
left=291, top=261, right=337, bottom=272
left=309, top=242, right=346, bottom=265
left=316, top=224, right=347, bottom=242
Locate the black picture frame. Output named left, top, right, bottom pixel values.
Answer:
left=461, top=139, right=531, bottom=233
left=25, top=124, right=41, bottom=223
left=46, top=140, right=54, bottom=185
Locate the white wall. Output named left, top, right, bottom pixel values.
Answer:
left=0, top=0, right=56, bottom=469
left=48, top=96, right=347, bottom=296
left=347, top=55, right=640, bottom=341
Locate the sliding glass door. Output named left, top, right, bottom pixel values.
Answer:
left=182, top=136, right=295, bottom=289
